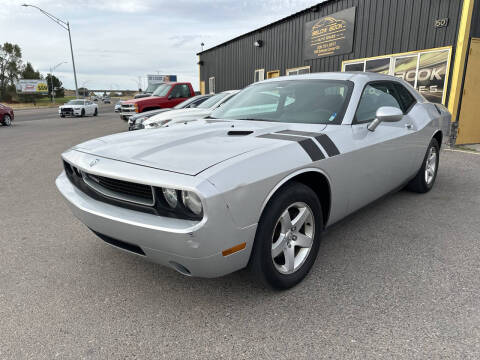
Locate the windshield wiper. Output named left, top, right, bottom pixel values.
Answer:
left=235, top=118, right=272, bottom=122
left=204, top=115, right=217, bottom=119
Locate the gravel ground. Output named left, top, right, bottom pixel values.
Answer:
left=0, top=111, right=479, bottom=359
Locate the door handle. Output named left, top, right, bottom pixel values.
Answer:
left=405, top=123, right=413, bottom=130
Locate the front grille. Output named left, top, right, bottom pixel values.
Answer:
left=63, top=161, right=154, bottom=206
left=61, top=107, right=73, bottom=114
left=85, top=173, right=153, bottom=201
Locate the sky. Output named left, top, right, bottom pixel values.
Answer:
left=1, top=0, right=321, bottom=91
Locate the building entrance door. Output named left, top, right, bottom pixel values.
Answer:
left=267, top=70, right=280, bottom=79
left=457, top=38, right=480, bottom=144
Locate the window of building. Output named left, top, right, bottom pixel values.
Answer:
left=208, top=77, right=215, bottom=94
left=254, top=69, right=265, bottom=82
left=286, top=66, right=310, bottom=76
left=344, top=62, right=365, bottom=72
left=355, top=82, right=402, bottom=124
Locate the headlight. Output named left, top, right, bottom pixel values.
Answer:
left=181, top=191, right=203, bottom=215
left=162, top=188, right=178, bottom=208
left=157, top=187, right=203, bottom=219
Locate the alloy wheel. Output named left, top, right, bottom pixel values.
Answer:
left=425, top=146, right=437, bottom=185
left=271, top=202, right=315, bottom=274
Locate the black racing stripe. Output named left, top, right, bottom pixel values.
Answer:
left=314, top=134, right=340, bottom=157
left=258, top=134, right=324, bottom=161
left=276, top=130, right=340, bottom=157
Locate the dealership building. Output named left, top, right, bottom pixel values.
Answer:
left=198, top=0, right=480, bottom=144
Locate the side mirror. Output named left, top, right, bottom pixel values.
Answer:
left=367, top=106, right=403, bottom=131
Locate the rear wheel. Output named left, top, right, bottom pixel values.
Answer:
left=2, top=114, right=12, bottom=126
left=94, top=108, right=98, bottom=116
left=250, top=182, right=323, bottom=290
left=406, top=138, right=439, bottom=193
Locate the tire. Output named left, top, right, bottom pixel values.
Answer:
left=406, top=138, right=439, bottom=193
left=81, top=109, right=85, bottom=117
left=94, top=108, right=98, bottom=116
left=60, top=114, right=65, bottom=118
left=2, top=114, right=12, bottom=126
left=249, top=182, right=323, bottom=290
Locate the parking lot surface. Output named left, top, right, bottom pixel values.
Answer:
left=0, top=109, right=479, bottom=359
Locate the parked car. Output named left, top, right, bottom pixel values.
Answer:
left=120, top=82, right=195, bottom=120
left=0, top=103, right=14, bottom=126
left=143, top=90, right=239, bottom=129
left=103, top=97, right=111, bottom=104
left=56, top=72, right=450, bottom=289
left=129, top=94, right=213, bottom=131
left=114, top=100, right=122, bottom=113
left=91, top=95, right=99, bottom=101
left=59, top=99, right=98, bottom=117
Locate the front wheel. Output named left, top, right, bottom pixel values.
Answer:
left=81, top=109, right=85, bottom=117
left=249, top=182, right=323, bottom=290
left=406, top=138, right=440, bottom=193
left=2, top=114, right=12, bottom=126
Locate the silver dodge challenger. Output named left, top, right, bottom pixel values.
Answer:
left=56, top=73, right=451, bottom=289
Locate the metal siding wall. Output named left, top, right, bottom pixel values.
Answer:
left=200, top=0, right=464, bottom=92
left=472, top=0, right=480, bottom=37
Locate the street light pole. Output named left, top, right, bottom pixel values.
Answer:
left=22, top=4, right=79, bottom=98
left=50, top=61, right=67, bottom=103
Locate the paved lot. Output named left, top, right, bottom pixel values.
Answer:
left=0, top=110, right=479, bottom=359
left=13, top=101, right=116, bottom=123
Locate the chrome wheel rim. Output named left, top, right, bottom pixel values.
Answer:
left=4, top=115, right=11, bottom=126
left=271, top=202, right=315, bottom=274
left=425, top=146, right=437, bottom=185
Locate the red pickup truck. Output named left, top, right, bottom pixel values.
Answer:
left=121, top=82, right=195, bottom=120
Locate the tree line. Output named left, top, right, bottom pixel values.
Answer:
left=0, top=42, right=64, bottom=102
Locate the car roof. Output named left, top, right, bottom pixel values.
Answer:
left=261, top=71, right=402, bottom=83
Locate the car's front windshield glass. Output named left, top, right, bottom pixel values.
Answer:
left=67, top=100, right=85, bottom=105
left=174, top=96, right=201, bottom=109
left=146, top=83, right=162, bottom=93
left=196, top=93, right=230, bottom=109
left=152, top=84, right=170, bottom=97
left=211, top=80, right=352, bottom=124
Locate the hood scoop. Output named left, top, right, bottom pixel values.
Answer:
left=227, top=130, right=253, bottom=136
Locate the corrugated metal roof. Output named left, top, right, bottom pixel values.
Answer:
left=197, top=0, right=333, bottom=55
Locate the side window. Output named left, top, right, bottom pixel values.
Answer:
left=355, top=83, right=402, bottom=123
left=171, top=84, right=190, bottom=98
left=393, top=83, right=416, bottom=112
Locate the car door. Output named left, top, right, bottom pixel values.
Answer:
left=346, top=81, right=417, bottom=213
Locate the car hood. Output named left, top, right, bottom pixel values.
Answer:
left=123, top=96, right=163, bottom=105
left=144, top=108, right=211, bottom=125
left=73, top=120, right=327, bottom=176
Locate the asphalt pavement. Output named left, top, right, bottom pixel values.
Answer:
left=13, top=101, right=117, bottom=122
left=0, top=110, right=479, bottom=359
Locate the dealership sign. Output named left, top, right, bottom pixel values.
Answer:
left=342, top=47, right=452, bottom=104
left=16, top=79, right=49, bottom=95
left=304, top=7, right=356, bottom=60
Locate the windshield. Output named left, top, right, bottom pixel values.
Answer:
left=152, top=84, right=171, bottom=97
left=210, top=80, right=352, bottom=124
left=196, top=93, right=230, bottom=109
left=174, top=96, right=203, bottom=109
left=146, top=83, right=162, bottom=93
left=67, top=100, right=85, bottom=105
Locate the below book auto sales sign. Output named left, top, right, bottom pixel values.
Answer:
left=304, top=7, right=356, bottom=60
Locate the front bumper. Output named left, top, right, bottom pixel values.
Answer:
left=59, top=108, right=82, bottom=116
left=55, top=169, right=256, bottom=278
